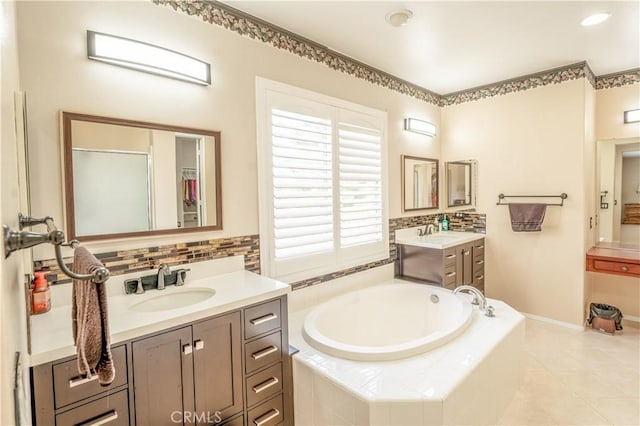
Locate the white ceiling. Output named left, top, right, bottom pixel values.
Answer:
left=226, top=1, right=640, bottom=94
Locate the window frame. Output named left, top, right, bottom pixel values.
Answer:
left=256, top=77, right=389, bottom=282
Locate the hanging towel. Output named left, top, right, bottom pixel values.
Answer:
left=508, top=203, right=547, bottom=232
left=72, top=246, right=115, bottom=386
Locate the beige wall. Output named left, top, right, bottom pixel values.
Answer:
left=592, top=83, right=640, bottom=320
left=596, top=84, right=640, bottom=141
left=16, top=0, right=440, bottom=259
left=442, top=80, right=590, bottom=325
left=1, top=1, right=30, bottom=423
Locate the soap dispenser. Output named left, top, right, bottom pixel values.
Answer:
left=31, top=272, right=51, bottom=315
left=442, top=215, right=450, bottom=232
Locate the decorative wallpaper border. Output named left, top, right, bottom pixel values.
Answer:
left=152, top=1, right=636, bottom=107
left=440, top=62, right=593, bottom=107
left=34, top=234, right=260, bottom=285
left=153, top=0, right=441, bottom=106
left=595, top=68, right=640, bottom=90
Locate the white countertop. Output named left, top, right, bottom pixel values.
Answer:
left=30, top=269, right=290, bottom=366
left=395, top=228, right=485, bottom=249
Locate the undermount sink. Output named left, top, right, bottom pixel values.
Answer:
left=130, top=287, right=216, bottom=312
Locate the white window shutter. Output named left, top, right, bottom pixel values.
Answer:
left=271, top=108, right=334, bottom=259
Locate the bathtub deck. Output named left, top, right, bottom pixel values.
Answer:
left=290, top=293, right=525, bottom=425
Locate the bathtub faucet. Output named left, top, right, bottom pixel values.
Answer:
left=452, top=285, right=488, bottom=311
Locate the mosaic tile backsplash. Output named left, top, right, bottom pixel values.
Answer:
left=34, top=213, right=486, bottom=289
left=34, top=235, right=260, bottom=285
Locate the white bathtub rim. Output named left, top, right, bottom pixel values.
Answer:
left=301, top=283, right=474, bottom=361
left=291, top=298, right=526, bottom=403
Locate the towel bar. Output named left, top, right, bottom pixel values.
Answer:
left=496, top=193, right=568, bottom=207
left=3, top=213, right=109, bottom=283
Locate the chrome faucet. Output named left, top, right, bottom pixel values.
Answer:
left=157, top=263, right=170, bottom=290
left=452, top=285, right=493, bottom=315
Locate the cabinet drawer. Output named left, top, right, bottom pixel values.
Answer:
left=443, top=248, right=457, bottom=267
left=245, top=299, right=282, bottom=340
left=474, top=273, right=485, bottom=292
left=55, top=389, right=129, bottom=426
left=246, top=362, right=283, bottom=408
left=473, top=240, right=485, bottom=258
left=473, top=258, right=485, bottom=275
left=53, top=345, right=127, bottom=409
left=592, top=260, right=640, bottom=276
left=248, top=394, right=283, bottom=426
left=443, top=265, right=457, bottom=288
left=246, top=331, right=283, bottom=374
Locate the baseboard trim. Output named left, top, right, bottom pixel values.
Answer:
left=522, top=312, right=585, bottom=331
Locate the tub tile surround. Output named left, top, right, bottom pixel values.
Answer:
left=290, top=279, right=525, bottom=425
left=34, top=213, right=485, bottom=290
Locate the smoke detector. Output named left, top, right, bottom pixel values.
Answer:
left=386, top=9, right=413, bottom=27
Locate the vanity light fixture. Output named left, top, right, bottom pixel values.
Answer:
left=404, top=118, right=436, bottom=137
left=580, top=12, right=611, bottom=26
left=624, top=109, right=640, bottom=123
left=87, top=30, right=211, bottom=85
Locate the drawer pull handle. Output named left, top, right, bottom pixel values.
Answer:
left=476, top=260, right=485, bottom=265
left=79, top=410, right=118, bottom=426
left=476, top=275, right=484, bottom=280
left=476, top=245, right=484, bottom=249
left=253, top=408, right=280, bottom=426
left=194, top=340, right=204, bottom=351
left=620, top=266, right=629, bottom=272
left=251, top=345, right=278, bottom=360
left=445, top=254, right=456, bottom=259
left=69, top=374, right=99, bottom=388
left=183, top=344, right=193, bottom=355
left=250, top=313, right=278, bottom=326
left=252, top=377, right=279, bottom=394
left=446, top=272, right=456, bottom=277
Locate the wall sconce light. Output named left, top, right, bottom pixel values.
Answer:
left=87, top=30, right=211, bottom=86
left=624, top=109, right=640, bottom=123
left=404, top=118, right=436, bottom=137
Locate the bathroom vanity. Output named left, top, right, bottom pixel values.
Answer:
left=29, top=268, right=291, bottom=426
left=396, top=230, right=485, bottom=292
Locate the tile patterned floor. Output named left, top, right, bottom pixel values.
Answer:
left=497, top=319, right=639, bottom=425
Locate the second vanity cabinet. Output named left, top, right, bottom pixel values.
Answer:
left=398, top=238, right=485, bottom=292
left=31, top=295, right=290, bottom=426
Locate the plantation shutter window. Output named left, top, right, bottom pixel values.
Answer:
left=257, top=78, right=388, bottom=282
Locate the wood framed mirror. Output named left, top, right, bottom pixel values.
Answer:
left=446, top=161, right=473, bottom=208
left=401, top=155, right=439, bottom=211
left=62, top=112, right=222, bottom=241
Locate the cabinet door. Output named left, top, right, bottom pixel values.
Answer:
left=192, top=311, right=243, bottom=424
left=132, top=326, right=195, bottom=426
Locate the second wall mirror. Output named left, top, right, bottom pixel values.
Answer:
left=402, top=155, right=439, bottom=211
left=446, top=160, right=476, bottom=209
left=62, top=112, right=222, bottom=241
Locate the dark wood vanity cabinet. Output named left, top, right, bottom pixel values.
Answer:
left=398, top=238, right=485, bottom=292
left=132, top=312, right=242, bottom=425
left=31, top=295, right=290, bottom=426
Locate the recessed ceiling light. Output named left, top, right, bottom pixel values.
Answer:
left=581, top=13, right=611, bottom=26
left=386, top=9, right=413, bottom=27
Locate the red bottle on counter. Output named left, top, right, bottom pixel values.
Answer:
left=31, top=272, right=51, bottom=314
